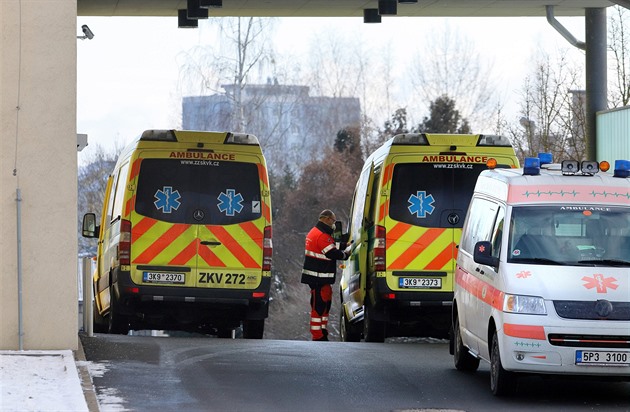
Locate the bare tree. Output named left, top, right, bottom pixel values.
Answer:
left=408, top=24, right=499, bottom=131
left=609, top=5, right=630, bottom=106
left=177, top=17, right=278, bottom=131
left=505, top=50, right=586, bottom=161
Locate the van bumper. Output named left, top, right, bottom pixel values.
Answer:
left=112, top=270, right=271, bottom=322
left=370, top=277, right=453, bottom=337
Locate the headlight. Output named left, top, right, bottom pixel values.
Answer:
left=503, top=294, right=546, bottom=315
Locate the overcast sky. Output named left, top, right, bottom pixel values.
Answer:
left=76, top=15, right=586, bottom=163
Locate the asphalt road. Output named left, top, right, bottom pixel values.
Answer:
left=80, top=333, right=630, bottom=412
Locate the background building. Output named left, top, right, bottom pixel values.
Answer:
left=183, top=81, right=361, bottom=172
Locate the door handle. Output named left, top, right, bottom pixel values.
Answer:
left=200, top=240, right=221, bottom=246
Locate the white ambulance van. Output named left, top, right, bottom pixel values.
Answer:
left=82, top=130, right=272, bottom=338
left=339, top=133, right=519, bottom=342
left=452, top=155, right=630, bottom=395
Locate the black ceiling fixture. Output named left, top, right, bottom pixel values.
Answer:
left=363, top=8, right=381, bottom=23
left=398, top=0, right=418, bottom=3
left=200, top=0, right=223, bottom=7
left=378, top=0, right=397, bottom=15
left=187, top=0, right=209, bottom=19
left=178, top=9, right=198, bottom=28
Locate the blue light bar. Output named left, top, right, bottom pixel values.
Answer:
left=613, top=159, right=630, bottom=178
left=523, top=157, right=540, bottom=175
left=538, top=152, right=553, bottom=165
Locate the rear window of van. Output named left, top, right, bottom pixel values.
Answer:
left=389, top=162, right=488, bottom=227
left=135, top=158, right=262, bottom=225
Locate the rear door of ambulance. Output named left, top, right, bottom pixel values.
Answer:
left=383, top=154, right=511, bottom=297
left=128, top=147, right=267, bottom=295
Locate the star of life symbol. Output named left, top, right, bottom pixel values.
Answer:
left=408, top=191, right=435, bottom=218
left=217, top=189, right=244, bottom=216
left=154, top=186, right=181, bottom=213
left=582, top=274, right=619, bottom=293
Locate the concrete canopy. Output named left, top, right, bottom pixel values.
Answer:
left=78, top=0, right=614, bottom=18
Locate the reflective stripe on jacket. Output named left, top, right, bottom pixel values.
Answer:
left=301, top=221, right=346, bottom=285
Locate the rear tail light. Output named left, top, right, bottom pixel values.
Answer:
left=374, top=225, right=386, bottom=271
left=119, top=219, right=132, bottom=265
left=263, top=226, right=273, bottom=271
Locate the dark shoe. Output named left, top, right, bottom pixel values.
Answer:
left=313, top=336, right=329, bottom=341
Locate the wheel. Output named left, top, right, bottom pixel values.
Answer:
left=453, top=315, right=479, bottom=371
left=340, top=308, right=361, bottom=342
left=243, top=319, right=264, bottom=339
left=490, top=330, right=517, bottom=396
left=92, top=301, right=108, bottom=333
left=108, top=294, right=130, bottom=335
left=363, top=301, right=385, bottom=343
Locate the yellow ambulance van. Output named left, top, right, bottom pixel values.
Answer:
left=82, top=130, right=272, bottom=338
left=452, top=156, right=630, bottom=395
left=339, top=133, right=519, bottom=342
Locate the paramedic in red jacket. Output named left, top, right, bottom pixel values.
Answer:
left=301, top=209, right=350, bottom=341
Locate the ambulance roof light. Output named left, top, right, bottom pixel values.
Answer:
left=477, top=134, right=512, bottom=147
left=140, top=130, right=178, bottom=142
left=523, top=157, right=540, bottom=175
left=538, top=153, right=553, bottom=165
left=391, top=133, right=429, bottom=145
left=614, top=159, right=630, bottom=178
left=224, top=133, right=260, bottom=145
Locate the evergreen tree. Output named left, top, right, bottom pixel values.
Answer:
left=414, top=95, right=471, bottom=134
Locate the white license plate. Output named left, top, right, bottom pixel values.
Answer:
left=142, top=272, right=185, bottom=284
left=398, top=277, right=441, bottom=289
left=576, top=350, right=630, bottom=366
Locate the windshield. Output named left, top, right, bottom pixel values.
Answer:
left=135, top=158, right=262, bottom=225
left=508, top=205, right=630, bottom=266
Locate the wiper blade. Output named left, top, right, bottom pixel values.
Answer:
left=510, top=257, right=566, bottom=265
left=577, top=259, right=630, bottom=267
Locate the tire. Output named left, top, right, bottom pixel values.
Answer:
left=340, top=308, right=361, bottom=342
left=453, top=315, right=480, bottom=372
left=92, top=302, right=108, bottom=334
left=243, top=319, right=264, bottom=339
left=363, top=301, right=385, bottom=343
left=108, top=294, right=130, bottom=335
left=216, top=328, right=234, bottom=338
left=490, top=330, right=517, bottom=396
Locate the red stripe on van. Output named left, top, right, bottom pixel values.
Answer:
left=503, top=323, right=546, bottom=340
left=386, top=222, right=411, bottom=250
left=129, top=158, right=142, bottom=181
left=199, top=244, right=226, bottom=267
left=382, top=163, right=394, bottom=187
left=240, top=221, right=263, bottom=246
left=169, top=239, right=199, bottom=266
left=425, top=241, right=457, bottom=270
left=257, top=163, right=269, bottom=187
left=262, top=200, right=271, bottom=223
left=131, top=217, right=157, bottom=241
left=124, top=194, right=135, bottom=218
left=207, top=226, right=260, bottom=268
left=456, top=266, right=504, bottom=311
left=133, top=224, right=189, bottom=264
left=388, top=228, right=445, bottom=269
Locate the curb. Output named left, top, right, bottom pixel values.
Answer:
left=74, top=335, right=101, bottom=412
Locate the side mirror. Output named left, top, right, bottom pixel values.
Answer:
left=473, top=241, right=499, bottom=268
left=82, top=213, right=99, bottom=238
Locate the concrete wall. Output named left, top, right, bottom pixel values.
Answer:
left=1, top=0, right=78, bottom=350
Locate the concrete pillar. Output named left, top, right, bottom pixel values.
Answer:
left=585, top=8, right=608, bottom=161
left=1, top=0, right=78, bottom=350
